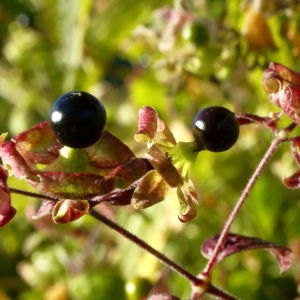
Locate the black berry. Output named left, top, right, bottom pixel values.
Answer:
left=183, top=21, right=210, bottom=47
left=192, top=106, right=239, bottom=152
left=49, top=91, right=107, bottom=148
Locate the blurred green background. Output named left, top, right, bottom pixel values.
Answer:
left=1, top=0, right=300, bottom=299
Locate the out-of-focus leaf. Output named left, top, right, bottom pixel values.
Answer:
left=68, top=269, right=126, bottom=300
left=146, top=274, right=180, bottom=300
left=242, top=9, right=277, bottom=51
left=283, top=169, right=300, bottom=189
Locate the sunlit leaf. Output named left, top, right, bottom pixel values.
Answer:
left=131, top=170, right=169, bottom=209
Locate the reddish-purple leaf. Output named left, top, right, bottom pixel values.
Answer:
left=13, top=120, right=61, bottom=164
left=134, top=106, right=176, bottom=146
left=282, top=138, right=300, bottom=189
left=201, top=233, right=293, bottom=273
left=0, top=141, right=33, bottom=178
left=145, top=144, right=182, bottom=187
left=52, top=199, right=89, bottom=223
left=177, top=178, right=198, bottom=223
left=290, top=137, right=300, bottom=167
left=90, top=185, right=135, bottom=206
left=85, top=130, right=137, bottom=168
left=268, top=62, right=300, bottom=87
left=146, top=274, right=180, bottom=300
left=0, top=166, right=16, bottom=226
left=263, top=62, right=300, bottom=124
left=135, top=106, right=158, bottom=142
left=131, top=170, right=169, bottom=209
left=283, top=169, right=300, bottom=189
left=32, top=200, right=56, bottom=220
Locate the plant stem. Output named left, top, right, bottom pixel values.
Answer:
left=89, top=208, right=237, bottom=299
left=203, top=136, right=283, bottom=275
left=9, top=187, right=58, bottom=201
left=89, top=207, right=199, bottom=282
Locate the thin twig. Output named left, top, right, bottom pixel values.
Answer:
left=9, top=187, right=58, bottom=201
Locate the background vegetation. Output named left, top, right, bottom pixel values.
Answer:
left=1, top=0, right=300, bottom=299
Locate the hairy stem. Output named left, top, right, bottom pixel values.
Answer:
left=9, top=188, right=58, bottom=201
left=203, top=136, right=283, bottom=275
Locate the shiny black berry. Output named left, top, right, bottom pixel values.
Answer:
left=49, top=91, right=107, bottom=148
left=192, top=106, right=239, bottom=152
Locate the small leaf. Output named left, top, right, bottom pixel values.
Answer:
left=269, top=62, right=300, bottom=86
left=90, top=186, right=135, bottom=206
left=52, top=199, right=89, bottom=223
left=0, top=133, right=7, bottom=144
left=0, top=166, right=16, bottom=226
left=263, top=62, right=300, bottom=124
left=131, top=170, right=169, bottom=209
left=134, top=106, right=158, bottom=142
left=177, top=178, right=199, bottom=223
left=145, top=144, right=182, bottom=187
left=134, top=106, right=176, bottom=146
left=201, top=233, right=293, bottom=273
left=32, top=200, right=56, bottom=220
left=146, top=273, right=180, bottom=300
left=243, top=9, right=277, bottom=51
left=290, top=137, right=300, bottom=167
left=0, top=141, right=33, bottom=178
left=155, top=118, right=177, bottom=146
left=283, top=169, right=300, bottom=189
left=107, top=157, right=150, bottom=188
left=14, top=121, right=61, bottom=164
